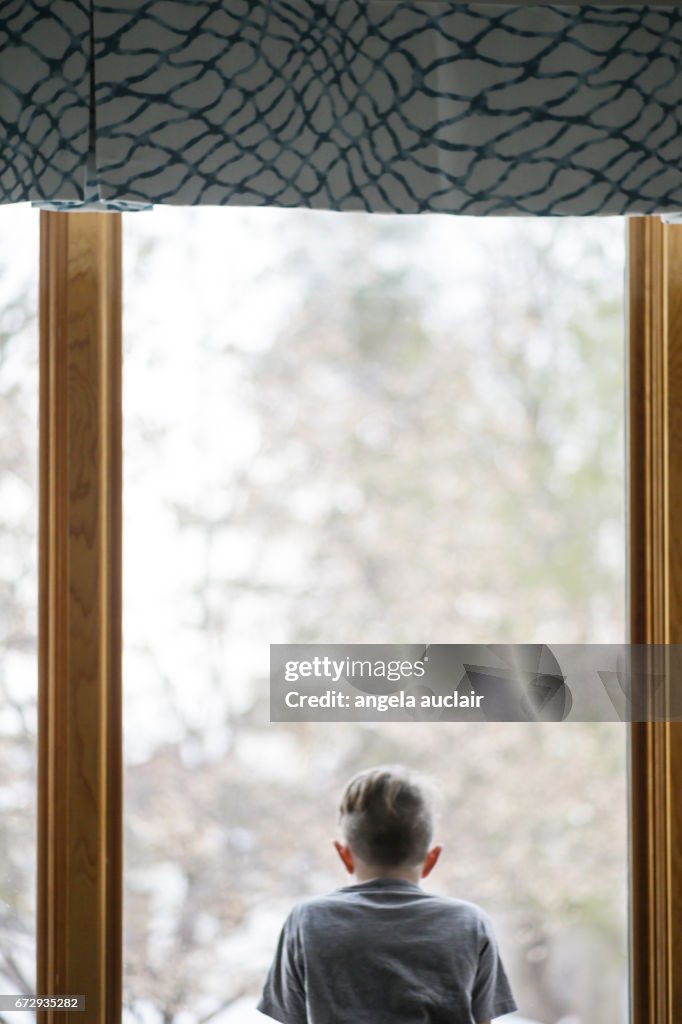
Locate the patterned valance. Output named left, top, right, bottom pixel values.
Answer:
left=4, top=3, right=682, bottom=214
left=2, top=3, right=90, bottom=206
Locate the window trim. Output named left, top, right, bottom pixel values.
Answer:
left=627, top=216, right=682, bottom=1024
left=37, top=211, right=122, bottom=1023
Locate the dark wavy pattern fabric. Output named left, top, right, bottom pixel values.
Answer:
left=93, top=2, right=682, bottom=214
left=0, top=1, right=89, bottom=204
left=3, top=2, right=682, bottom=213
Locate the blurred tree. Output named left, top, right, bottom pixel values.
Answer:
left=0, top=212, right=38, bottom=1013
left=237, top=215, right=624, bottom=643
left=121, top=212, right=627, bottom=1024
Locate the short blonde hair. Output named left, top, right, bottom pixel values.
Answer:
left=338, top=765, right=435, bottom=868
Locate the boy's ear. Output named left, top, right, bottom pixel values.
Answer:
left=334, top=840, right=355, bottom=874
left=421, top=844, right=443, bottom=878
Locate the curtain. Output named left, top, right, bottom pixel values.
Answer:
left=4, top=2, right=682, bottom=214
left=1, top=2, right=90, bottom=205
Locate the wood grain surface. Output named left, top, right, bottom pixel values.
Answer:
left=628, top=216, right=682, bottom=1024
left=37, top=212, right=122, bottom=1024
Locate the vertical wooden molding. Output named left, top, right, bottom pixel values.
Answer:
left=37, top=212, right=122, bottom=1024
left=628, top=216, right=682, bottom=1024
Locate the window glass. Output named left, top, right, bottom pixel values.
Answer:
left=0, top=205, right=39, bottom=1013
left=123, top=210, right=626, bottom=1024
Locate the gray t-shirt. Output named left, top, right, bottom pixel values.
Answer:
left=258, top=878, right=517, bottom=1024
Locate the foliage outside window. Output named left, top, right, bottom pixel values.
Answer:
left=122, top=211, right=627, bottom=1024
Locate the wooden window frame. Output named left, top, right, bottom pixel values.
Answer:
left=34, top=211, right=682, bottom=1023
left=37, top=213, right=122, bottom=1024
left=628, top=217, right=682, bottom=1024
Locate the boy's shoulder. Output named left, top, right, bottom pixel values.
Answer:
left=286, top=882, right=493, bottom=932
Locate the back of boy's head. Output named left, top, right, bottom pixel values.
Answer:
left=338, top=765, right=435, bottom=868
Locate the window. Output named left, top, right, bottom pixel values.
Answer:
left=0, top=205, right=39, bottom=1012
left=122, top=210, right=627, bottom=1024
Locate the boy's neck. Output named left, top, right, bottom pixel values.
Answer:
left=353, top=864, right=422, bottom=884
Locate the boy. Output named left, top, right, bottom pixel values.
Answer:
left=258, top=765, right=517, bottom=1024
